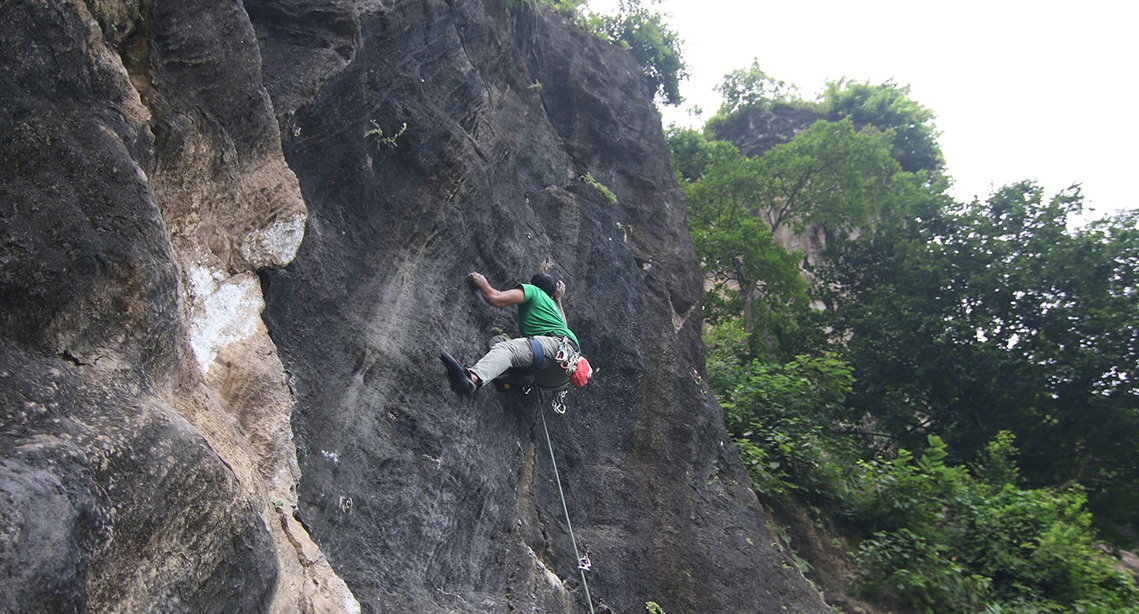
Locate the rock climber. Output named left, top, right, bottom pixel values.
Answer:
left=441, top=271, right=591, bottom=394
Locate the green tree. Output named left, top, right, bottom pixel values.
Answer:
left=750, top=118, right=904, bottom=234
left=715, top=59, right=803, bottom=115
left=674, top=119, right=906, bottom=350
left=821, top=79, right=943, bottom=173
left=818, top=183, right=1139, bottom=541
left=584, top=0, right=687, bottom=105
left=664, top=125, right=711, bottom=182
left=683, top=141, right=808, bottom=341
left=679, top=118, right=906, bottom=238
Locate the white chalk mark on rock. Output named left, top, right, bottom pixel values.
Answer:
left=189, top=269, right=264, bottom=375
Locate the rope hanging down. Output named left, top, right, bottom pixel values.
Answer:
left=537, top=392, right=596, bottom=614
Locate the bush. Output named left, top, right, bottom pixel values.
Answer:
left=583, top=0, right=686, bottom=105
left=581, top=172, right=617, bottom=205
left=856, top=528, right=990, bottom=614
left=507, top=0, right=587, bottom=17
left=852, top=434, right=1139, bottom=613
left=964, top=486, right=1139, bottom=610
left=705, top=332, right=859, bottom=499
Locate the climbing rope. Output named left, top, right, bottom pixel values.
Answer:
left=537, top=392, right=596, bottom=614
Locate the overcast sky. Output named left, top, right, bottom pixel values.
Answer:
left=586, top=0, right=1138, bottom=217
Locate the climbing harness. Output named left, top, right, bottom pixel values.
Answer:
left=494, top=336, right=590, bottom=392
left=492, top=339, right=546, bottom=393
left=521, top=337, right=548, bottom=379
left=537, top=391, right=596, bottom=614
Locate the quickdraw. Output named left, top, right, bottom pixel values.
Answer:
left=553, top=336, right=581, bottom=373
left=552, top=390, right=568, bottom=414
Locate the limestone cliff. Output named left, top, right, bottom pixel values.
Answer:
left=0, top=0, right=829, bottom=612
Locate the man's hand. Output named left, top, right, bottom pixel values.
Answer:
left=469, top=272, right=488, bottom=288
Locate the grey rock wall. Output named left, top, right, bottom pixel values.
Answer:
left=2, top=0, right=355, bottom=611
left=0, top=0, right=830, bottom=612
left=254, top=1, right=827, bottom=612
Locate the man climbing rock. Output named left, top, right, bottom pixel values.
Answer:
left=441, top=271, right=590, bottom=394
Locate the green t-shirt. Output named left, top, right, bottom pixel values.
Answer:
left=516, top=283, right=579, bottom=347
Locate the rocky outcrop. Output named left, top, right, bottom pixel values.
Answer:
left=708, top=105, right=824, bottom=160
left=1, top=0, right=355, bottom=611
left=0, top=0, right=829, bottom=612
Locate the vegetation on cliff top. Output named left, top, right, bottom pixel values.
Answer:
left=673, top=62, right=1139, bottom=613
left=520, top=0, right=687, bottom=105
left=581, top=0, right=686, bottom=105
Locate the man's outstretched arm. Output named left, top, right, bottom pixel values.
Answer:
left=553, top=280, right=567, bottom=326
left=469, top=272, right=525, bottom=308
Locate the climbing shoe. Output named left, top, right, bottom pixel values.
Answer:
left=440, top=352, right=476, bottom=395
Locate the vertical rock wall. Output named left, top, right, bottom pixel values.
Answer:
left=1, top=0, right=355, bottom=611
left=0, top=0, right=831, bottom=612
left=253, top=0, right=828, bottom=613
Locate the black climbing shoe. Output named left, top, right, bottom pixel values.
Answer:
left=440, top=352, right=476, bottom=395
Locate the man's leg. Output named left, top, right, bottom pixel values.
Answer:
left=469, top=337, right=537, bottom=386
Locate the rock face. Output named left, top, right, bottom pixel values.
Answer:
left=1, top=0, right=356, bottom=611
left=708, top=105, right=824, bottom=160
left=0, top=0, right=829, bottom=612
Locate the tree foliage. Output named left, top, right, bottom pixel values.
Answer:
left=664, top=125, right=711, bottom=183
left=750, top=118, right=904, bottom=233
left=818, top=184, right=1139, bottom=539
left=584, top=0, right=686, bottom=105
left=703, top=66, right=943, bottom=175
left=678, top=117, right=906, bottom=242
left=682, top=140, right=808, bottom=342
left=714, top=59, right=803, bottom=115
left=854, top=435, right=1139, bottom=614
left=821, top=79, right=943, bottom=173
left=678, top=57, right=1138, bottom=611
left=672, top=116, right=908, bottom=355
left=706, top=324, right=858, bottom=498
left=711, top=323, right=1139, bottom=612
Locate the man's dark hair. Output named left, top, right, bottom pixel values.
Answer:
left=530, top=273, right=557, bottom=297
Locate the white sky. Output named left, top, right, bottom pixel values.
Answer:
left=587, top=0, right=1138, bottom=217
